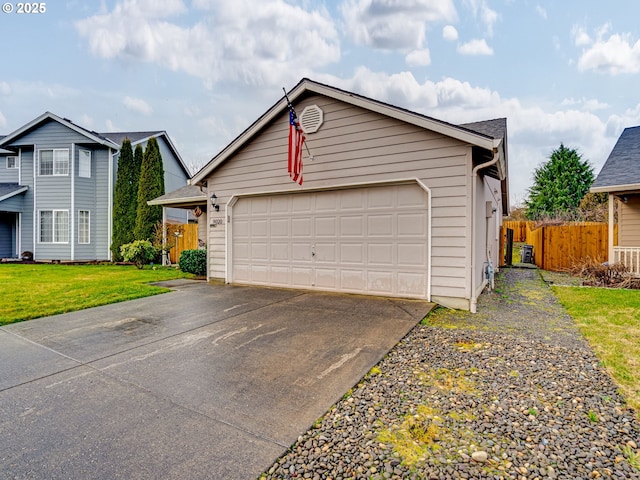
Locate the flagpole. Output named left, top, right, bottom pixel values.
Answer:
left=283, top=87, right=313, bottom=161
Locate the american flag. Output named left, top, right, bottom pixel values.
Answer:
left=288, top=109, right=305, bottom=185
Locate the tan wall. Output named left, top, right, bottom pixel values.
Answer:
left=205, top=94, right=476, bottom=302
left=619, top=197, right=640, bottom=246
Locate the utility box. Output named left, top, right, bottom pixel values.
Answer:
left=521, top=244, right=534, bottom=264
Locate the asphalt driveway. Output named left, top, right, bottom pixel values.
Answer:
left=0, top=280, right=432, bottom=479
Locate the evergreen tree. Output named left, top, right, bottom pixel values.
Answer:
left=111, top=138, right=137, bottom=261
left=134, top=137, right=165, bottom=241
left=525, top=144, right=594, bottom=220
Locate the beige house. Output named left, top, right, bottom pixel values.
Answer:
left=591, top=125, right=640, bottom=274
left=161, top=79, right=509, bottom=311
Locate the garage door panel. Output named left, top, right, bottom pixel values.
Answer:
left=292, top=194, right=313, bottom=213
left=251, top=243, right=268, bottom=261
left=368, top=215, right=393, bottom=236
left=252, top=219, right=268, bottom=237
left=292, top=218, right=312, bottom=237
left=270, top=218, right=289, bottom=237
left=340, top=216, right=364, bottom=236
left=250, top=197, right=269, bottom=215
left=271, top=243, right=289, bottom=261
left=316, top=268, right=338, bottom=288
left=315, top=242, right=337, bottom=262
left=340, top=269, right=365, bottom=290
left=270, top=266, right=290, bottom=285
left=398, top=243, right=425, bottom=266
left=292, top=267, right=313, bottom=286
left=398, top=186, right=427, bottom=207
left=231, top=184, right=429, bottom=299
left=397, top=272, right=427, bottom=296
left=368, top=244, right=393, bottom=265
left=340, top=243, right=364, bottom=264
left=367, top=271, right=393, bottom=292
left=292, top=243, right=312, bottom=261
left=398, top=213, right=426, bottom=236
left=315, top=217, right=337, bottom=236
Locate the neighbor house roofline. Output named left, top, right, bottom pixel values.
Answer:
left=190, top=78, right=506, bottom=185
left=0, top=111, right=120, bottom=149
left=591, top=183, right=640, bottom=194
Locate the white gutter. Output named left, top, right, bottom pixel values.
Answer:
left=470, top=148, right=500, bottom=313
left=108, top=148, right=114, bottom=260
left=33, top=144, right=37, bottom=259
left=71, top=143, right=75, bottom=261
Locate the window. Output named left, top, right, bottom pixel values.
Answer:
left=6, top=156, right=17, bottom=169
left=39, top=149, right=69, bottom=176
left=79, top=150, right=91, bottom=178
left=39, top=210, right=69, bottom=243
left=78, top=210, right=90, bottom=244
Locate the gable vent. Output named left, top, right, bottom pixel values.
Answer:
left=299, top=105, right=324, bottom=134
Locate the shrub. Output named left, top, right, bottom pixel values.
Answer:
left=120, top=240, right=157, bottom=269
left=179, top=249, right=207, bottom=276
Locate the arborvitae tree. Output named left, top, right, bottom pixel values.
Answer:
left=134, top=137, right=165, bottom=241
left=111, top=138, right=137, bottom=261
left=525, top=144, right=594, bottom=220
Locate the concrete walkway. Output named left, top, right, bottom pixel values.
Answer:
left=0, top=281, right=432, bottom=479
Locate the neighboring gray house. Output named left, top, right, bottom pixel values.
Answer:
left=591, top=125, right=640, bottom=274
left=0, top=112, right=190, bottom=261
left=157, top=78, right=509, bottom=311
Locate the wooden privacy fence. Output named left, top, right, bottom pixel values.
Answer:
left=169, top=223, right=199, bottom=264
left=502, top=221, right=535, bottom=242
left=501, top=221, right=614, bottom=271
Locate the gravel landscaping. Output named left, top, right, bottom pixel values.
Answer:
left=260, top=267, right=640, bottom=480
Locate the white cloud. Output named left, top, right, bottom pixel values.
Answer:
left=340, top=0, right=457, bottom=50
left=442, top=25, right=458, bottom=41
left=123, top=96, right=153, bottom=115
left=560, top=97, right=609, bottom=112
left=0, top=111, right=6, bottom=128
left=457, top=38, right=494, bottom=55
left=572, top=25, right=591, bottom=47
left=405, top=49, right=431, bottom=66
left=0, top=82, right=10, bottom=95
left=576, top=26, right=640, bottom=75
left=535, top=5, right=547, bottom=20
left=75, top=0, right=340, bottom=88
left=315, top=67, right=619, bottom=203
left=463, top=0, right=499, bottom=36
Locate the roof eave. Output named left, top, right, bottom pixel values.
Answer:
left=147, top=195, right=206, bottom=207
left=0, top=185, right=28, bottom=202
left=191, top=78, right=502, bottom=184
left=0, top=112, right=120, bottom=149
left=591, top=183, right=640, bottom=194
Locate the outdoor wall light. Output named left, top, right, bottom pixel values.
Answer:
left=210, top=193, right=220, bottom=211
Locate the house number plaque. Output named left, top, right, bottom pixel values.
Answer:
left=210, top=218, right=224, bottom=227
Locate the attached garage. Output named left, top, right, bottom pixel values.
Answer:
left=229, top=182, right=429, bottom=298
left=174, top=78, right=508, bottom=311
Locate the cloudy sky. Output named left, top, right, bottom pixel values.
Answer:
left=2, top=0, right=639, bottom=206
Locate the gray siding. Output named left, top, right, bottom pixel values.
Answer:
left=11, top=120, right=94, bottom=147
left=74, top=146, right=98, bottom=260
left=0, top=155, right=20, bottom=182
left=94, top=148, right=111, bottom=259
left=20, top=149, right=34, bottom=254
left=204, top=94, right=472, bottom=302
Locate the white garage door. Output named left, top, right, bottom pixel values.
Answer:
left=230, top=183, right=429, bottom=298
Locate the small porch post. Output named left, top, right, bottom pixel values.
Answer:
left=608, top=193, right=615, bottom=263
left=162, top=206, right=167, bottom=266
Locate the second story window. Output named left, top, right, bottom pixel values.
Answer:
left=78, top=150, right=91, bottom=178
left=6, top=156, right=17, bottom=169
left=39, top=149, right=69, bottom=176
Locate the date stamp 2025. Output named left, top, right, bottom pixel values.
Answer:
left=2, top=2, right=47, bottom=14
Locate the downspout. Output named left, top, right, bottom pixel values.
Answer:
left=470, top=147, right=500, bottom=313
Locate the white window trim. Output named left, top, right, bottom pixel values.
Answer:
left=78, top=210, right=90, bottom=244
left=38, top=148, right=70, bottom=176
left=38, top=209, right=70, bottom=244
left=6, top=156, right=17, bottom=169
left=78, top=149, right=91, bottom=178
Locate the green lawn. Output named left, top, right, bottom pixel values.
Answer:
left=553, top=285, right=640, bottom=414
left=0, top=263, right=193, bottom=325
